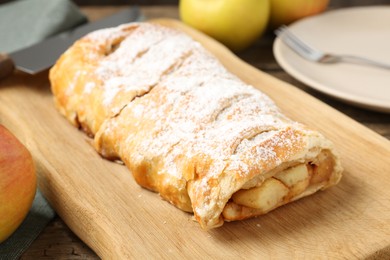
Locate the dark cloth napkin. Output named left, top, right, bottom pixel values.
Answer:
left=0, top=0, right=87, bottom=53
left=0, top=190, right=56, bottom=260
left=0, top=0, right=86, bottom=258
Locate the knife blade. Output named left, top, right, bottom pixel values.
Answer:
left=0, top=7, right=141, bottom=78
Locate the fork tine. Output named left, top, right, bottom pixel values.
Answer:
left=275, top=25, right=323, bottom=60
left=276, top=26, right=390, bottom=69
left=276, top=25, right=317, bottom=55
left=275, top=26, right=313, bottom=59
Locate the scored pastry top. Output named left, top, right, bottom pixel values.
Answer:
left=50, top=22, right=342, bottom=229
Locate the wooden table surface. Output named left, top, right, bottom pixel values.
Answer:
left=20, top=4, right=390, bottom=259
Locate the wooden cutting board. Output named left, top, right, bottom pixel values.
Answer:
left=1, top=19, right=389, bottom=259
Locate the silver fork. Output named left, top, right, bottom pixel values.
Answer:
left=275, top=25, right=390, bottom=70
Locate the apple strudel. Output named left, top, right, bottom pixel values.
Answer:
left=49, top=22, right=343, bottom=229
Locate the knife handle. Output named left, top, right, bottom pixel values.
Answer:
left=0, top=53, right=15, bottom=80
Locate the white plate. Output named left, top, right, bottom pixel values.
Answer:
left=273, top=6, right=390, bottom=113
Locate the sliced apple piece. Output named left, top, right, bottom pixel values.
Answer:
left=274, top=164, right=309, bottom=187
left=232, top=178, right=289, bottom=212
left=289, top=178, right=310, bottom=198
left=310, top=151, right=335, bottom=184
left=274, top=164, right=310, bottom=197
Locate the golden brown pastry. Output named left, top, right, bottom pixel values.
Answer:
left=49, top=22, right=343, bottom=229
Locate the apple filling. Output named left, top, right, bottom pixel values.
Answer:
left=222, top=150, right=335, bottom=221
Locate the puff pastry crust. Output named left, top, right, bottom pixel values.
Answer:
left=49, top=22, right=343, bottom=229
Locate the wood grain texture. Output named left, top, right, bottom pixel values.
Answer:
left=20, top=219, right=97, bottom=259
left=1, top=18, right=389, bottom=259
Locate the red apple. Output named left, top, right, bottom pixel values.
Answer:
left=269, top=0, right=329, bottom=29
left=0, top=125, right=36, bottom=243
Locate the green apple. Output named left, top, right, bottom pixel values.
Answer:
left=179, top=0, right=270, bottom=52
left=269, top=0, right=329, bottom=29
left=0, top=125, right=37, bottom=243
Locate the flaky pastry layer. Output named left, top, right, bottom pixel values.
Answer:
left=49, top=22, right=342, bottom=229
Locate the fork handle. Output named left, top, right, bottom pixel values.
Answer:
left=339, top=55, right=390, bottom=70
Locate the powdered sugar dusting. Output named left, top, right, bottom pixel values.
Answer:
left=90, top=24, right=303, bottom=208
left=84, top=82, right=95, bottom=94
left=86, top=24, right=203, bottom=123
left=57, top=22, right=317, bottom=228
